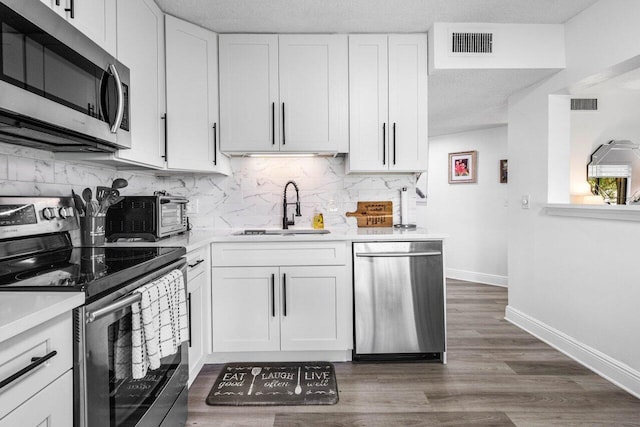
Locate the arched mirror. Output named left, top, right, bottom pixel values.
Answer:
left=587, top=140, right=640, bottom=204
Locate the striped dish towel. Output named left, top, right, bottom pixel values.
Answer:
left=131, top=269, right=188, bottom=379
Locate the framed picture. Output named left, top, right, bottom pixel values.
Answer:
left=448, top=151, right=477, bottom=184
left=500, top=159, right=508, bottom=183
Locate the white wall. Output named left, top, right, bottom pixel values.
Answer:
left=424, top=126, right=508, bottom=286
left=506, top=0, right=640, bottom=397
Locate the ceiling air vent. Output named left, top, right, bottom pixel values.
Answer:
left=571, top=98, right=598, bottom=111
left=451, top=32, right=493, bottom=53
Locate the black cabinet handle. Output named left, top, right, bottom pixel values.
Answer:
left=282, top=103, right=286, bottom=145
left=213, top=123, right=217, bottom=165
left=187, top=293, right=192, bottom=347
left=393, top=122, right=397, bottom=165
left=282, top=273, right=287, bottom=316
left=55, top=0, right=60, bottom=6
left=382, top=123, right=386, bottom=165
left=64, top=0, right=74, bottom=18
left=271, top=273, right=275, bottom=317
left=161, top=114, right=168, bottom=161
left=271, top=102, right=275, bottom=145
left=188, top=259, right=204, bottom=269
left=0, top=351, right=57, bottom=391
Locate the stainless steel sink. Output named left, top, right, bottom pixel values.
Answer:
left=234, top=229, right=331, bottom=236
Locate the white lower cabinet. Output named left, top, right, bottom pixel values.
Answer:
left=279, top=266, right=349, bottom=351
left=0, top=312, right=73, bottom=426
left=0, top=370, right=73, bottom=427
left=186, top=246, right=210, bottom=386
left=211, top=242, right=351, bottom=355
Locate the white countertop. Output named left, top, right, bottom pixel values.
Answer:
left=0, top=292, right=85, bottom=343
left=106, top=227, right=447, bottom=251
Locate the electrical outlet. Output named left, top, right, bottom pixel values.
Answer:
left=187, top=198, right=200, bottom=214
left=521, top=195, right=530, bottom=209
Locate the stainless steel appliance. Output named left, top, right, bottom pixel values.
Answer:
left=0, top=0, right=131, bottom=152
left=105, top=194, right=189, bottom=242
left=352, top=241, right=445, bottom=361
left=0, top=196, right=188, bottom=427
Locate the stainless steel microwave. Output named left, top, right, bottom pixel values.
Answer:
left=105, top=195, right=189, bottom=242
left=0, top=0, right=130, bottom=152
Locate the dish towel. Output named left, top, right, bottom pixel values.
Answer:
left=131, top=269, right=188, bottom=379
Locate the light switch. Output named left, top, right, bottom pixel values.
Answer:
left=521, top=195, right=530, bottom=209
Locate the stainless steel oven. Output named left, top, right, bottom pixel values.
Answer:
left=78, top=258, right=188, bottom=427
left=0, top=196, right=188, bottom=427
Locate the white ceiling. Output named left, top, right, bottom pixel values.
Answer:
left=154, top=0, right=599, bottom=136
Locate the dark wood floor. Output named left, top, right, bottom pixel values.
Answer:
left=187, top=279, right=640, bottom=426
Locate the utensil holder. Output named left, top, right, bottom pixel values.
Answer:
left=80, top=247, right=106, bottom=278
left=80, top=215, right=106, bottom=246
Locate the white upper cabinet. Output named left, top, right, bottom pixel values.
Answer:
left=114, top=0, right=165, bottom=168
left=165, top=16, right=231, bottom=174
left=219, top=34, right=348, bottom=154
left=278, top=35, right=348, bottom=153
left=219, top=34, right=279, bottom=153
left=40, top=0, right=117, bottom=55
left=347, top=34, right=428, bottom=173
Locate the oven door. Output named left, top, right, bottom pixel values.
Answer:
left=76, top=259, right=188, bottom=427
left=158, top=198, right=188, bottom=238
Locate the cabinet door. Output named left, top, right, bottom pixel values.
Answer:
left=388, top=34, right=428, bottom=172
left=279, top=35, right=348, bottom=153
left=165, top=16, right=231, bottom=174
left=211, top=267, right=280, bottom=352
left=187, top=269, right=206, bottom=385
left=280, top=266, right=350, bottom=351
left=0, top=370, right=73, bottom=427
left=40, top=0, right=116, bottom=55
left=115, top=0, right=165, bottom=168
left=40, top=0, right=66, bottom=18
left=219, top=34, right=279, bottom=153
left=348, top=35, right=389, bottom=172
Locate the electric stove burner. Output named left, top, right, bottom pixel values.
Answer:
left=103, top=250, right=156, bottom=262
left=14, top=266, right=74, bottom=281
left=0, top=245, right=185, bottom=301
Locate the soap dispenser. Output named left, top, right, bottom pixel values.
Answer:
left=312, top=209, right=324, bottom=230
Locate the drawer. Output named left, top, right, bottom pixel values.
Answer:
left=0, top=312, right=73, bottom=419
left=0, top=370, right=73, bottom=426
left=187, top=246, right=207, bottom=279
left=211, top=242, right=347, bottom=267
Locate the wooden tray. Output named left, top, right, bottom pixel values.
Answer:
left=346, top=201, right=393, bottom=227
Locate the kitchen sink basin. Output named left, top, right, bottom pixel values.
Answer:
left=234, top=229, right=331, bottom=236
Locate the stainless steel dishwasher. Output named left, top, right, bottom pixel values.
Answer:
left=353, top=241, right=445, bottom=362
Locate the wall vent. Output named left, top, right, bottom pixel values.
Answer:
left=571, top=98, right=598, bottom=111
left=451, top=32, right=493, bottom=53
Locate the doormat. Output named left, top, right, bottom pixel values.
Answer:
left=205, top=362, right=338, bottom=406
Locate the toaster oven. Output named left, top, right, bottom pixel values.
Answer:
left=105, top=195, right=188, bottom=242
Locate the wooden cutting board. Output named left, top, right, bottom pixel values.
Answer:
left=346, top=201, right=393, bottom=227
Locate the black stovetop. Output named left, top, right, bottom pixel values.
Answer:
left=0, top=245, right=185, bottom=302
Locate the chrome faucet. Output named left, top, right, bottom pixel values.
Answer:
left=282, top=180, right=301, bottom=229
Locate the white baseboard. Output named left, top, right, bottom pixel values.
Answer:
left=206, top=350, right=352, bottom=364
left=447, top=268, right=508, bottom=287
left=505, top=305, right=640, bottom=399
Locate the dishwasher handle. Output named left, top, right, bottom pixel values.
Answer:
left=356, top=251, right=442, bottom=258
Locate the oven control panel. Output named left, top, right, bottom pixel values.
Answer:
left=0, top=196, right=78, bottom=239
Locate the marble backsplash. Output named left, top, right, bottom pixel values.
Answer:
left=0, top=142, right=418, bottom=231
